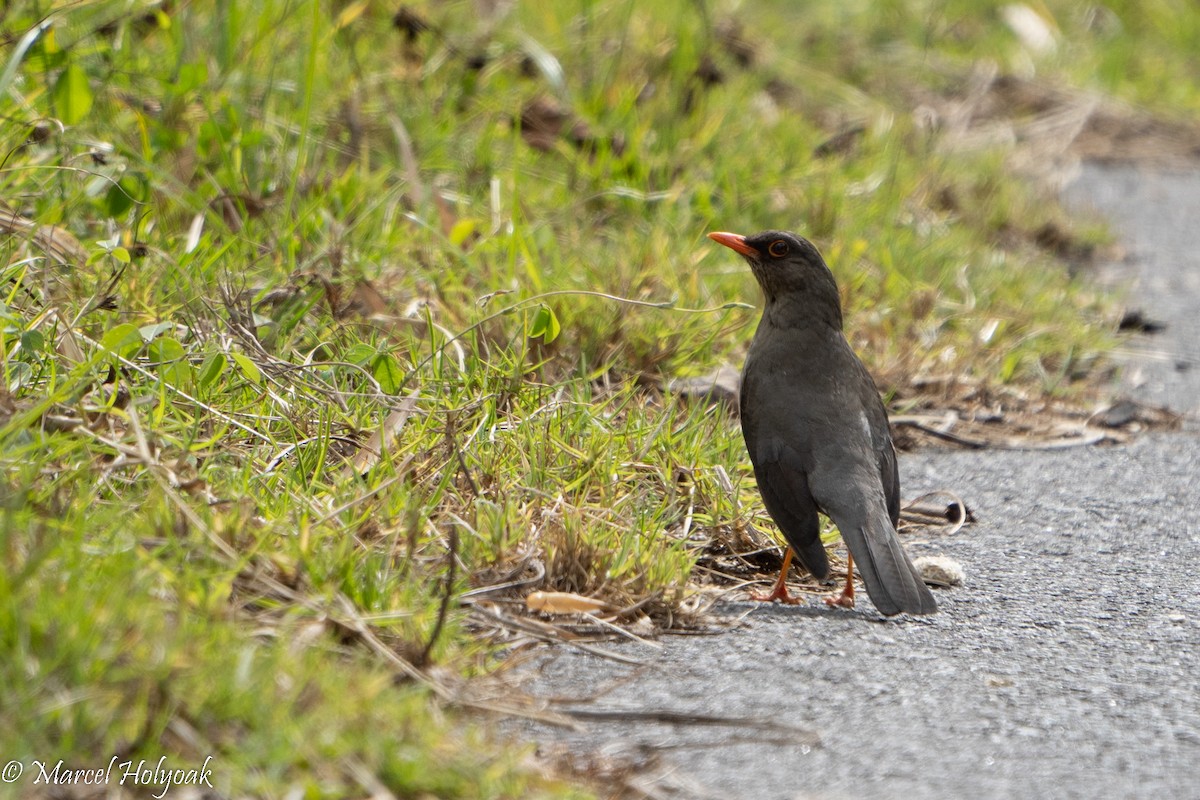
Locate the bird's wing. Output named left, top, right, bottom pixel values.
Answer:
left=752, top=459, right=830, bottom=580
left=881, top=436, right=901, bottom=528
left=740, top=352, right=831, bottom=580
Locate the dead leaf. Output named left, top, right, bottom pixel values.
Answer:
left=526, top=591, right=610, bottom=615
left=341, top=392, right=419, bottom=478
left=520, top=97, right=571, bottom=151
left=346, top=279, right=390, bottom=317
left=668, top=365, right=740, bottom=408
left=813, top=124, right=867, bottom=158
left=0, top=201, right=87, bottom=266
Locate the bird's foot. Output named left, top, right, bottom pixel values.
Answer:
left=750, top=549, right=802, bottom=604
left=822, top=591, right=855, bottom=609
left=824, top=557, right=856, bottom=609
left=750, top=583, right=803, bottom=605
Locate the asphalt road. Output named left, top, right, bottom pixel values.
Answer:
left=1064, top=164, right=1200, bottom=419
left=514, top=164, right=1200, bottom=799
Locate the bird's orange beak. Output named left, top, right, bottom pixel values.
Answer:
left=708, top=231, right=756, bottom=257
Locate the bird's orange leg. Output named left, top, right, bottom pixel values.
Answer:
left=823, top=552, right=856, bottom=608
left=750, top=548, right=803, bottom=605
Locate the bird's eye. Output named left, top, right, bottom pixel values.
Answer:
left=768, top=240, right=789, bottom=258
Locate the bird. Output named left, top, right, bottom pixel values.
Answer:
left=708, top=229, right=936, bottom=616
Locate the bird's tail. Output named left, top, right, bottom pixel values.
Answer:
left=840, top=508, right=937, bottom=616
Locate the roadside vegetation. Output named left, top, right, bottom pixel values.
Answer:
left=2, top=0, right=1197, bottom=795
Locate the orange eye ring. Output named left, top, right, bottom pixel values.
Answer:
left=768, top=240, right=789, bottom=258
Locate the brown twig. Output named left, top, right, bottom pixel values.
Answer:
left=468, top=602, right=646, bottom=665
left=555, top=708, right=821, bottom=745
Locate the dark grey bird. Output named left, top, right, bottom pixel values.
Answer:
left=708, top=229, right=936, bottom=616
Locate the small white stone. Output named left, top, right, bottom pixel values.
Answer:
left=912, top=555, right=966, bottom=587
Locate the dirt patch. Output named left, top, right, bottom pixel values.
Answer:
left=916, top=66, right=1200, bottom=172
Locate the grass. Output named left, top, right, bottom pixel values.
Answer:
left=1, top=0, right=1196, bottom=795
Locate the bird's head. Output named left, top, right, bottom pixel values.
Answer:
left=707, top=229, right=843, bottom=327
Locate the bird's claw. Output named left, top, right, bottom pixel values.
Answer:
left=750, top=585, right=803, bottom=605
left=823, top=591, right=855, bottom=609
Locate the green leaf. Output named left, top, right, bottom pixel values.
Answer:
left=175, top=61, right=208, bottom=94
left=197, top=352, right=227, bottom=390
left=148, top=337, right=191, bottom=386
left=449, top=218, right=478, bottom=248
left=110, top=246, right=131, bottom=264
left=529, top=304, right=561, bottom=344
left=139, top=322, right=174, bottom=342
left=105, top=175, right=143, bottom=217
left=528, top=306, right=548, bottom=338
left=344, top=343, right=375, bottom=365
left=1000, top=351, right=1022, bottom=383
left=101, top=323, right=143, bottom=358
left=371, top=353, right=404, bottom=394
left=7, top=362, right=33, bottom=392
left=147, top=337, right=185, bottom=362
left=231, top=352, right=262, bottom=386
left=53, top=64, right=93, bottom=125
left=19, top=330, right=45, bottom=353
